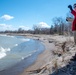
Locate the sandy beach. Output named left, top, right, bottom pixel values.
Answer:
left=20, top=34, right=56, bottom=75
left=19, top=34, right=76, bottom=75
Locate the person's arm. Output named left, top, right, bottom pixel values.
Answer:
left=68, top=5, right=73, bottom=11
left=66, top=17, right=73, bottom=22
left=68, top=5, right=76, bottom=17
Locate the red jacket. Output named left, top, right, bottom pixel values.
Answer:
left=71, top=10, right=76, bottom=31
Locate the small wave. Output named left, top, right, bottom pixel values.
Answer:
left=0, top=47, right=11, bottom=59
left=32, top=50, right=37, bottom=53
left=14, top=44, right=18, bottom=46
left=21, top=57, right=24, bottom=60
left=0, top=53, right=6, bottom=59
left=6, top=48, right=11, bottom=51
left=6, top=35, right=15, bottom=38
left=0, top=47, right=6, bottom=52
left=0, top=34, right=7, bottom=36
left=21, top=50, right=37, bottom=60
left=21, top=38, right=30, bottom=42
left=21, top=54, right=32, bottom=60
left=0, top=47, right=6, bottom=59
left=1, top=47, right=11, bottom=52
left=0, top=35, right=15, bottom=38
left=27, top=53, right=32, bottom=57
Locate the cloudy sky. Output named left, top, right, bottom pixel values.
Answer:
left=0, top=0, right=76, bottom=31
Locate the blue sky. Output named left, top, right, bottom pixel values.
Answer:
left=0, top=0, right=76, bottom=31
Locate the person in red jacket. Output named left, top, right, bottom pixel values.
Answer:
left=68, top=3, right=76, bottom=44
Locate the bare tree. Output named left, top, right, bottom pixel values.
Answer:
left=33, top=24, right=41, bottom=34
left=18, top=28, right=25, bottom=33
left=52, top=17, right=66, bottom=35
left=33, top=24, right=51, bottom=34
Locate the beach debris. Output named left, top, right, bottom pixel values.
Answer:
left=52, top=41, right=67, bottom=56
left=52, top=47, right=63, bottom=56
left=61, top=42, right=66, bottom=52
left=70, top=54, right=76, bottom=61
left=49, top=40, right=53, bottom=43
left=26, top=61, right=54, bottom=74
left=26, top=64, right=48, bottom=74
left=25, top=36, right=76, bottom=75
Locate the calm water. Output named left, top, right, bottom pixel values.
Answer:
left=0, top=35, right=44, bottom=71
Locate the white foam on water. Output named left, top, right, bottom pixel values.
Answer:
left=32, top=50, right=37, bottom=53
left=6, top=35, right=15, bottom=38
left=21, top=38, right=30, bottom=42
left=0, top=47, right=6, bottom=59
left=15, top=44, right=18, bottom=46
left=23, top=54, right=32, bottom=59
left=21, top=50, right=37, bottom=60
left=0, top=53, right=6, bottom=59
left=0, top=47, right=11, bottom=59
left=0, top=34, right=15, bottom=38
left=21, top=57, right=24, bottom=60
left=0, top=34, right=7, bottom=36
left=6, top=48, right=11, bottom=51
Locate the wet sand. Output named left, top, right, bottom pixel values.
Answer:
left=20, top=34, right=56, bottom=75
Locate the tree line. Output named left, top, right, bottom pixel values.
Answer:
left=33, top=17, right=72, bottom=35
left=0, top=16, right=73, bottom=35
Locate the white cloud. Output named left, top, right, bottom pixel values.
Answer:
left=0, top=24, right=13, bottom=31
left=19, top=25, right=31, bottom=30
left=37, top=22, right=50, bottom=28
left=1, top=14, right=14, bottom=20
left=0, top=24, right=31, bottom=31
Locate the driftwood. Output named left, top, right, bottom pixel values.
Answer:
left=26, top=64, right=50, bottom=73
left=61, top=42, right=66, bottom=52
left=53, top=42, right=67, bottom=56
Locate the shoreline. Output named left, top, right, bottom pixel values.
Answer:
left=20, top=34, right=56, bottom=75
left=0, top=34, right=55, bottom=75
left=0, top=34, right=45, bottom=75
left=20, top=34, right=76, bottom=75
left=0, top=34, right=76, bottom=75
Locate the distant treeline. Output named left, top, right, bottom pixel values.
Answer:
left=0, top=17, right=73, bottom=35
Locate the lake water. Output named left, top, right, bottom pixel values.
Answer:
left=0, top=35, right=45, bottom=71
